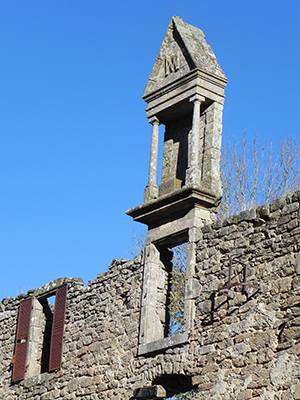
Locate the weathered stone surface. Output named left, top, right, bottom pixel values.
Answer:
left=133, top=385, right=166, bottom=399
left=1, top=12, right=300, bottom=400
left=1, top=191, right=300, bottom=399
left=143, top=16, right=226, bottom=98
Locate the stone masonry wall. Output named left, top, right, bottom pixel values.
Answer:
left=191, top=192, right=300, bottom=399
left=1, top=192, right=300, bottom=399
left=0, top=257, right=143, bottom=400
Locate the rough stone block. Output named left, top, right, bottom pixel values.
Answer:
left=238, top=209, right=256, bottom=222
left=133, top=385, right=166, bottom=399
left=270, top=197, right=286, bottom=212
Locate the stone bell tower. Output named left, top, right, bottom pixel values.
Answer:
left=127, top=16, right=226, bottom=354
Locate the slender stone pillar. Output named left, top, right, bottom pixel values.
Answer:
left=144, top=116, right=159, bottom=202
left=185, top=94, right=205, bottom=187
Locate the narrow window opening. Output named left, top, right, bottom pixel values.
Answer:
left=47, top=294, right=55, bottom=306
left=167, top=243, right=186, bottom=336
left=157, top=247, right=173, bottom=339
left=139, top=238, right=190, bottom=351
left=39, top=296, right=55, bottom=373
left=157, top=242, right=187, bottom=338
left=12, top=283, right=67, bottom=382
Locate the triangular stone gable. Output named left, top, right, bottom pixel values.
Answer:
left=143, top=16, right=226, bottom=98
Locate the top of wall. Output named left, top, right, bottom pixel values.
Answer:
left=3, top=191, right=300, bottom=305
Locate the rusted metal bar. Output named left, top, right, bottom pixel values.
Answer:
left=215, top=260, right=259, bottom=294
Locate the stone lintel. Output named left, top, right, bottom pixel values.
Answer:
left=33, top=278, right=66, bottom=298
left=133, top=385, right=166, bottom=399
left=138, top=332, right=188, bottom=356
left=144, top=70, right=226, bottom=120
left=33, top=277, right=79, bottom=299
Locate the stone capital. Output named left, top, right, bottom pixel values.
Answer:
left=148, top=116, right=160, bottom=126
left=189, top=94, right=205, bottom=104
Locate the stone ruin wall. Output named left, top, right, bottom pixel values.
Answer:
left=1, top=191, right=300, bottom=399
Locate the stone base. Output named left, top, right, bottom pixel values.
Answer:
left=143, top=184, right=158, bottom=202
left=185, top=166, right=201, bottom=187
left=158, top=178, right=182, bottom=197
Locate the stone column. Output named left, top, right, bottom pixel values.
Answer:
left=185, top=94, right=205, bottom=187
left=144, top=116, right=160, bottom=202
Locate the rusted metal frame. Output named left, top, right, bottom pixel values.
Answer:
left=215, top=259, right=259, bottom=295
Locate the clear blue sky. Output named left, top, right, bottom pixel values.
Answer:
left=1, top=1, right=300, bottom=299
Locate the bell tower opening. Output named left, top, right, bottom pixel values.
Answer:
left=126, top=16, right=227, bottom=354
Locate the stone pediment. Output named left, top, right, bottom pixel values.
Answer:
left=143, top=16, right=226, bottom=98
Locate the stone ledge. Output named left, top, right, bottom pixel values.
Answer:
left=138, top=332, right=188, bottom=356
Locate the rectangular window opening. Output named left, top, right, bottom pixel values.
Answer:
left=167, top=243, right=187, bottom=337
left=12, top=283, right=67, bottom=382
left=157, top=242, right=187, bottom=339
left=39, top=296, right=55, bottom=373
